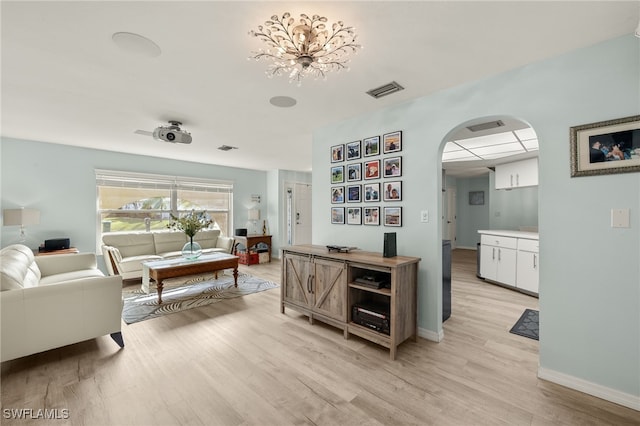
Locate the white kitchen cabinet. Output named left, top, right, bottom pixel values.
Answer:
left=516, top=238, right=539, bottom=293
left=495, top=158, right=538, bottom=189
left=480, top=235, right=517, bottom=287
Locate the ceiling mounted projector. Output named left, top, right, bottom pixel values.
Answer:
left=135, top=120, right=192, bottom=144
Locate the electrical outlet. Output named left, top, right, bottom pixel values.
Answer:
left=611, top=208, right=630, bottom=228
left=420, top=210, right=429, bottom=223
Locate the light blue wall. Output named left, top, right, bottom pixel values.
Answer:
left=488, top=171, right=539, bottom=230
left=312, top=35, right=639, bottom=400
left=0, top=138, right=269, bottom=268
left=455, top=175, right=491, bottom=248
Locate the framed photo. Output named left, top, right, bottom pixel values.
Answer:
left=331, top=165, right=344, bottom=184
left=331, top=144, right=344, bottom=163
left=570, top=115, right=640, bottom=177
left=346, top=184, right=361, bottom=203
left=363, top=207, right=380, bottom=226
left=331, top=207, right=345, bottom=224
left=383, top=156, right=402, bottom=178
left=346, top=140, right=361, bottom=160
left=364, top=182, right=380, bottom=202
left=364, top=159, right=381, bottom=180
left=331, top=186, right=344, bottom=204
left=363, top=136, right=380, bottom=157
left=383, top=131, right=402, bottom=153
left=347, top=163, right=362, bottom=181
left=346, top=207, right=362, bottom=225
left=383, top=181, right=402, bottom=201
left=469, top=191, right=484, bottom=205
left=383, top=206, right=402, bottom=227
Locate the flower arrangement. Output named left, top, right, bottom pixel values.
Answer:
left=167, top=210, right=213, bottom=240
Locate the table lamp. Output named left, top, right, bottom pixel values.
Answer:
left=3, top=208, right=40, bottom=242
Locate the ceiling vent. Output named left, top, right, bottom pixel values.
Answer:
left=366, top=81, right=405, bottom=99
left=466, top=120, right=505, bottom=132
left=218, top=145, right=238, bottom=151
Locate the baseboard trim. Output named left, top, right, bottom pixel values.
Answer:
left=418, top=326, right=443, bottom=342
left=455, top=245, right=476, bottom=250
left=538, top=366, right=640, bottom=411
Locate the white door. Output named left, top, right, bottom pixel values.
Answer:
left=293, top=183, right=312, bottom=245
left=446, top=188, right=457, bottom=248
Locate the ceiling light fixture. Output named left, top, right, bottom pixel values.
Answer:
left=249, top=12, right=361, bottom=85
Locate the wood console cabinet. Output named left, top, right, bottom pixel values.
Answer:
left=281, top=245, right=420, bottom=360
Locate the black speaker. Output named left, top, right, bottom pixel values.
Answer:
left=235, top=228, right=247, bottom=236
left=383, top=232, right=397, bottom=258
left=44, top=238, right=70, bottom=251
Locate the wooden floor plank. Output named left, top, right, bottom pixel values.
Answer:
left=1, top=252, right=639, bottom=425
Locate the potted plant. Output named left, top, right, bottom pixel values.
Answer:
left=167, top=210, right=213, bottom=259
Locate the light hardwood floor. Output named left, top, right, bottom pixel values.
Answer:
left=2, top=250, right=639, bottom=425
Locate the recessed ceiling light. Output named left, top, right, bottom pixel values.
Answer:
left=112, top=32, right=161, bottom=57
left=269, top=96, right=297, bottom=108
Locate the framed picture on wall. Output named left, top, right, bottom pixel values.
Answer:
left=383, top=156, right=402, bottom=177
left=469, top=191, right=484, bottom=205
left=346, top=140, right=361, bottom=160
left=331, top=165, right=344, bottom=184
left=331, top=144, right=344, bottom=163
left=382, top=181, right=402, bottom=201
left=331, top=186, right=344, bottom=203
left=383, top=206, right=402, bottom=227
left=347, top=163, right=362, bottom=181
left=364, top=182, right=380, bottom=202
left=364, top=159, right=380, bottom=180
left=570, top=114, right=640, bottom=177
left=363, top=207, right=380, bottom=225
left=346, top=207, right=362, bottom=225
left=363, top=136, right=380, bottom=157
left=331, top=207, right=345, bottom=224
left=346, top=184, right=361, bottom=202
left=383, top=131, right=402, bottom=153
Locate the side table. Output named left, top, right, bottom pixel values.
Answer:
left=36, top=247, right=79, bottom=256
left=234, top=235, right=272, bottom=263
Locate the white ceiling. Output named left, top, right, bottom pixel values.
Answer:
left=2, top=1, right=638, bottom=173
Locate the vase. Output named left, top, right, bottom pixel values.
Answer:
left=182, top=239, right=202, bottom=259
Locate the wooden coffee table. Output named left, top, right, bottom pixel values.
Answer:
left=142, top=253, right=239, bottom=304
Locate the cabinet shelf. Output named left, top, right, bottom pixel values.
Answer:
left=348, top=283, right=391, bottom=296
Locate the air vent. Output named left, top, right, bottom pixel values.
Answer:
left=466, top=120, right=505, bottom=132
left=366, top=81, right=405, bottom=99
left=218, top=145, right=238, bottom=151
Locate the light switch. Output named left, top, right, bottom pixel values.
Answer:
left=420, top=210, right=429, bottom=223
left=611, top=208, right=630, bottom=228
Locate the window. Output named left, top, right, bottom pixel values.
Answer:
left=96, top=169, right=233, bottom=237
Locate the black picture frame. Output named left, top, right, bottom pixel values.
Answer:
left=469, top=191, right=484, bottom=205
left=331, top=207, right=345, bottom=224
left=382, top=181, right=402, bottom=201
left=363, top=206, right=380, bottom=226
left=383, top=131, right=402, bottom=154
left=346, top=140, right=362, bottom=160
left=331, top=144, right=344, bottom=163
left=383, top=206, right=402, bottom=227
left=363, top=182, right=380, bottom=202
left=347, top=163, right=362, bottom=182
left=363, top=136, right=380, bottom=157
left=331, top=186, right=344, bottom=204
left=364, top=159, right=381, bottom=180
left=331, top=165, right=344, bottom=184
left=346, top=207, right=362, bottom=225
left=383, top=156, right=402, bottom=178
left=346, top=184, right=361, bottom=203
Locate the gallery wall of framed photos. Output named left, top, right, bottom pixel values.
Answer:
left=330, top=130, right=403, bottom=227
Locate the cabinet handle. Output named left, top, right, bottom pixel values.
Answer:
left=533, top=254, right=537, bottom=269
left=492, top=247, right=496, bottom=260
left=510, top=175, right=513, bottom=187
left=307, top=275, right=312, bottom=293
left=516, top=174, right=520, bottom=186
left=498, top=248, right=502, bottom=261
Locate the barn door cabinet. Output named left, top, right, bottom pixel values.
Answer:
left=281, top=245, right=420, bottom=360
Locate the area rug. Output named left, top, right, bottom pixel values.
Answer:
left=509, top=308, right=539, bottom=340
left=122, top=272, right=278, bottom=324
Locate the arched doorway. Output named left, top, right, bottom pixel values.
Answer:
left=438, top=115, right=540, bottom=328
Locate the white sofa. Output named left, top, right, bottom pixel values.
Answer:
left=101, top=229, right=235, bottom=280
left=0, top=244, right=124, bottom=363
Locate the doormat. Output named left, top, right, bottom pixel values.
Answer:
left=509, top=308, right=539, bottom=340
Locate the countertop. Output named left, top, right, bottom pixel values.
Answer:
left=478, top=229, right=539, bottom=240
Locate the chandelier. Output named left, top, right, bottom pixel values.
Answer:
left=249, top=12, right=361, bottom=85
